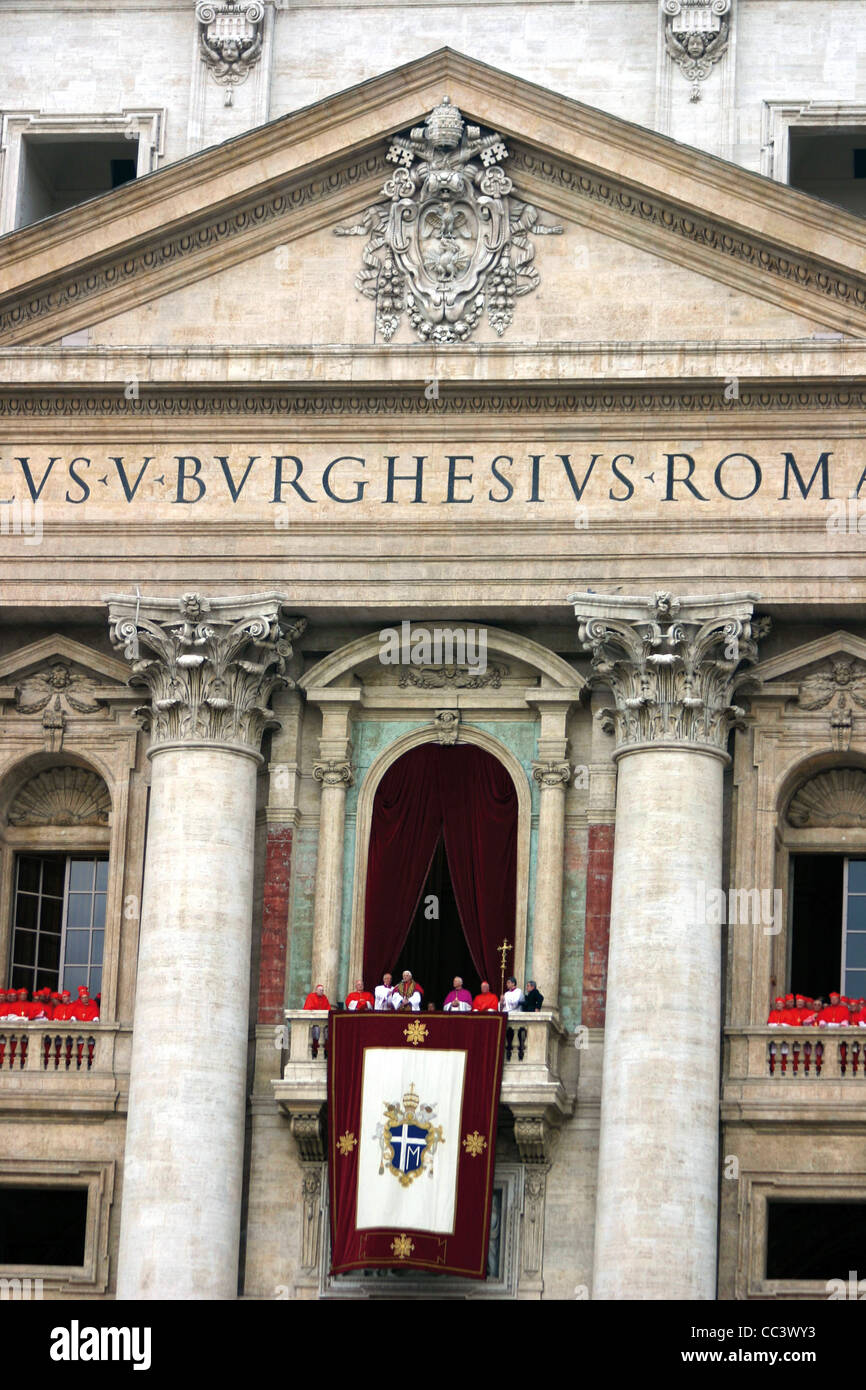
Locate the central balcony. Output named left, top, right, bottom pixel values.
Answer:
left=273, top=1009, right=577, bottom=1162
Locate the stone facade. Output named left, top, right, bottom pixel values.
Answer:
left=1, top=3, right=866, bottom=1301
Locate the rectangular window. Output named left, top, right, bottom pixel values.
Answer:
left=10, top=854, right=106, bottom=998
left=767, top=1200, right=866, bottom=1280
left=842, top=859, right=866, bottom=999
left=0, top=1187, right=87, bottom=1267
left=16, top=135, right=140, bottom=229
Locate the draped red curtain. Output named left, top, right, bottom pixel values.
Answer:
left=362, top=743, right=518, bottom=988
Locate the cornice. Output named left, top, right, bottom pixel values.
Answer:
left=1, top=340, right=865, bottom=387
left=1, top=50, right=866, bottom=346
left=2, top=381, right=866, bottom=420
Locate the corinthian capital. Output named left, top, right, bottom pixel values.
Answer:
left=106, top=592, right=307, bottom=753
left=571, top=590, right=767, bottom=754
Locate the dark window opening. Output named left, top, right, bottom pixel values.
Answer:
left=767, top=1200, right=866, bottom=1280
left=0, top=1187, right=87, bottom=1266
left=394, top=837, right=478, bottom=1010
left=790, top=854, right=843, bottom=1000
left=788, top=128, right=866, bottom=217
left=16, top=136, right=139, bottom=230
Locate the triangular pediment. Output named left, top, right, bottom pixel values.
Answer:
left=2, top=48, right=866, bottom=349
left=752, top=632, right=866, bottom=694
left=0, top=635, right=133, bottom=700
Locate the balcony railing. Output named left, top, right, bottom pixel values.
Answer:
left=727, top=1027, right=866, bottom=1081
left=274, top=1009, right=576, bottom=1127
left=0, top=1022, right=131, bottom=1114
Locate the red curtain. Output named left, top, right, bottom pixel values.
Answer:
left=362, top=744, right=518, bottom=987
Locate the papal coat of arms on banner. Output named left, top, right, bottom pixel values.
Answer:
left=376, top=1083, right=444, bottom=1188
left=335, top=98, right=562, bottom=344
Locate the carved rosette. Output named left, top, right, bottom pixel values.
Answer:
left=572, top=591, right=767, bottom=755
left=662, top=0, right=732, bottom=102
left=107, top=592, right=306, bottom=753
left=532, top=761, right=571, bottom=790
left=196, top=0, right=264, bottom=86
left=312, top=760, right=354, bottom=788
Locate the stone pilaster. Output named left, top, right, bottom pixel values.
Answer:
left=306, top=689, right=360, bottom=999
left=572, top=590, right=764, bottom=1301
left=530, top=761, right=570, bottom=1007
left=108, top=591, right=305, bottom=1301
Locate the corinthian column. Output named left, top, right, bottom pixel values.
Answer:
left=572, top=591, right=764, bottom=1301
left=107, top=592, right=305, bottom=1300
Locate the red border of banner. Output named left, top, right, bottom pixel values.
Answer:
left=327, top=1011, right=506, bottom=1278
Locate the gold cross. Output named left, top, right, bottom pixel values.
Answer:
left=498, top=937, right=512, bottom=995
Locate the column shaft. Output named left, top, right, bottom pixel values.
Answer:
left=117, top=744, right=257, bottom=1300
left=593, top=746, right=723, bottom=1299
left=531, top=777, right=567, bottom=1005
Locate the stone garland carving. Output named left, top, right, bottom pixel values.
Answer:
left=398, top=663, right=508, bottom=689
left=196, top=0, right=264, bottom=87
left=107, top=592, right=307, bottom=751
left=4, top=385, right=866, bottom=420
left=14, top=660, right=105, bottom=753
left=796, top=659, right=866, bottom=753
left=787, top=769, right=866, bottom=829
left=335, top=98, right=562, bottom=344
left=0, top=153, right=389, bottom=341
left=8, top=767, right=110, bottom=827
left=662, top=1, right=732, bottom=103
left=574, top=590, right=769, bottom=752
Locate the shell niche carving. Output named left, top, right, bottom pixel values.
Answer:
left=7, top=767, right=110, bottom=827
left=787, top=768, right=866, bottom=828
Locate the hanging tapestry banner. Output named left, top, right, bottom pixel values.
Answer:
left=327, top=1010, right=506, bottom=1278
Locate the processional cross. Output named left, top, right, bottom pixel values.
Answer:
left=497, top=938, right=512, bottom=997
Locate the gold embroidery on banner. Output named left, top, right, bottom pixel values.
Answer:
left=403, top=1020, right=428, bottom=1046
left=462, top=1130, right=487, bottom=1157
left=337, top=1131, right=357, bottom=1156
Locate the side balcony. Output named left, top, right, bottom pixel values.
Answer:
left=723, top=1027, right=866, bottom=1124
left=0, top=1022, right=132, bottom=1115
left=272, top=1010, right=577, bottom=1163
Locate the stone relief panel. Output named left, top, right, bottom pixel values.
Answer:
left=196, top=0, right=264, bottom=87
left=335, top=98, right=562, bottom=344
left=796, top=659, right=866, bottom=753
left=14, top=660, right=105, bottom=753
left=662, top=1, right=732, bottom=102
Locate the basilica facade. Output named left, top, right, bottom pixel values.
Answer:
left=1, top=0, right=866, bottom=1300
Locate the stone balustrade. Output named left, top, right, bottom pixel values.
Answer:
left=0, top=1022, right=132, bottom=1114
left=274, top=1009, right=576, bottom=1162
left=723, top=1027, right=866, bottom=1125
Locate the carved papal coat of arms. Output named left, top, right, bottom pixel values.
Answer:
left=336, top=97, right=562, bottom=344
